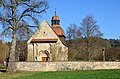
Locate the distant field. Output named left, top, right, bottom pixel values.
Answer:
left=0, top=69, right=120, bottom=79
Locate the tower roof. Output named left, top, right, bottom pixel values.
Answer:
left=51, top=10, right=64, bottom=36
left=52, top=9, right=59, bottom=20
left=51, top=10, right=66, bottom=45
left=51, top=10, right=60, bottom=27
left=52, top=15, right=59, bottom=20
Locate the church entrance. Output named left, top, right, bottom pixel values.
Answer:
left=38, top=50, right=49, bottom=61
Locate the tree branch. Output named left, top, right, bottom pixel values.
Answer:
left=17, top=1, right=48, bottom=25
left=3, top=26, right=13, bottom=33
left=32, top=9, right=46, bottom=14
left=0, top=17, right=13, bottom=26
left=17, top=14, right=38, bottom=29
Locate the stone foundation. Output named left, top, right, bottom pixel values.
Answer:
left=16, top=61, right=120, bottom=71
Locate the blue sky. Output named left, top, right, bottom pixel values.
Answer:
left=40, top=0, right=120, bottom=39
left=1, top=0, right=120, bottom=42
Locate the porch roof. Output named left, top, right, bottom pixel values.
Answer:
left=30, top=39, right=58, bottom=43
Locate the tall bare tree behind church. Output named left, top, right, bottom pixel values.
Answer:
left=81, top=15, right=103, bottom=61
left=0, top=0, right=49, bottom=72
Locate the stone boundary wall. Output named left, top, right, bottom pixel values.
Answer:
left=16, top=61, right=120, bottom=71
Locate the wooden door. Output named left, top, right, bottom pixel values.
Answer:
left=42, top=57, right=48, bottom=61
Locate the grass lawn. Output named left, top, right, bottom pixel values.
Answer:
left=0, top=69, right=120, bottom=79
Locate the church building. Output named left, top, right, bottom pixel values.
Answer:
left=27, top=12, right=68, bottom=61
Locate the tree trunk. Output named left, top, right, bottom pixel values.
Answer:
left=8, top=33, right=17, bottom=73
left=86, top=40, right=91, bottom=61
left=88, top=52, right=91, bottom=61
left=102, top=48, right=105, bottom=61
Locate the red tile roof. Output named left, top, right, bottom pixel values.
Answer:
left=52, top=27, right=64, bottom=36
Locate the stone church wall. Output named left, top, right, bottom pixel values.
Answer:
left=16, top=61, right=120, bottom=71
left=27, top=42, right=68, bottom=61
left=50, top=43, right=68, bottom=61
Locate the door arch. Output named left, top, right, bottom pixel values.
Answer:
left=36, top=50, right=49, bottom=61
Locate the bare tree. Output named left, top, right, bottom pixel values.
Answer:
left=66, top=23, right=81, bottom=45
left=16, top=24, right=34, bottom=61
left=66, top=23, right=81, bottom=60
left=80, top=15, right=103, bottom=61
left=16, top=26, right=34, bottom=41
left=0, top=0, right=49, bottom=72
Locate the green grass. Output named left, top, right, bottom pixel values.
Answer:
left=0, top=70, right=120, bottom=79
left=0, top=71, right=33, bottom=79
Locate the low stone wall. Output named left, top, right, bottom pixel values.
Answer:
left=16, top=61, right=120, bottom=71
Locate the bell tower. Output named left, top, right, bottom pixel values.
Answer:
left=51, top=10, right=66, bottom=44
left=51, top=10, right=60, bottom=27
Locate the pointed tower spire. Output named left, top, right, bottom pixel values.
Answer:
left=55, top=8, right=56, bottom=16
